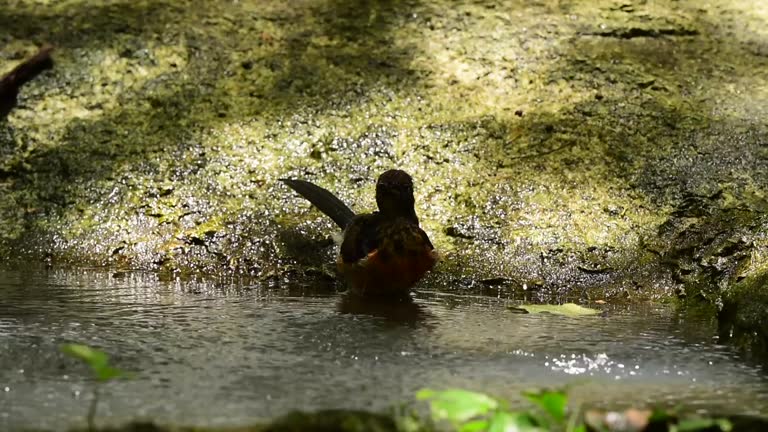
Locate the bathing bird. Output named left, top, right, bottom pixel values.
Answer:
left=280, top=169, right=437, bottom=297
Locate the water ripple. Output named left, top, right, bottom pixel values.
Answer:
left=0, top=268, right=766, bottom=431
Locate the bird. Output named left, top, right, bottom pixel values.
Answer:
left=280, top=169, right=437, bottom=297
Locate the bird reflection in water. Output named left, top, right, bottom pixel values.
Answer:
left=336, top=293, right=431, bottom=325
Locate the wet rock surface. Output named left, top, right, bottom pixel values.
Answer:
left=0, top=1, right=767, bottom=352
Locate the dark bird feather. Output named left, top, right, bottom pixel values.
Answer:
left=279, top=178, right=356, bottom=229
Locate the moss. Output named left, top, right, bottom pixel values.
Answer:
left=719, top=271, right=768, bottom=360
left=0, top=0, right=767, bottom=328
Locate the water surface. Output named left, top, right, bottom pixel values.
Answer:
left=1, top=268, right=766, bottom=431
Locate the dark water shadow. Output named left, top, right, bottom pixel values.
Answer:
left=718, top=270, right=768, bottom=364
left=337, top=293, right=432, bottom=325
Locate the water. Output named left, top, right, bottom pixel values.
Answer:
left=1, top=268, right=767, bottom=431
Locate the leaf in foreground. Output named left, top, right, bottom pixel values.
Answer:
left=677, top=417, right=732, bottom=432
left=525, top=389, right=568, bottom=423
left=487, top=411, right=544, bottom=432
left=60, top=343, right=126, bottom=381
left=417, top=389, right=499, bottom=424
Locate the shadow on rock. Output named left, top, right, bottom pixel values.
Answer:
left=0, top=0, right=425, bottom=270
left=719, top=271, right=768, bottom=364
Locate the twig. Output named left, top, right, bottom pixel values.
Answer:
left=87, top=384, right=99, bottom=432
left=0, top=44, right=54, bottom=118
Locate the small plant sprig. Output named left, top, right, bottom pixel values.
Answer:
left=416, top=388, right=733, bottom=432
left=61, top=343, right=129, bottom=431
left=416, top=387, right=571, bottom=432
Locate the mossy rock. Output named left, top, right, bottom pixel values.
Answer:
left=719, top=272, right=768, bottom=360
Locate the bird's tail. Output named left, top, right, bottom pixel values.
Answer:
left=279, top=178, right=356, bottom=229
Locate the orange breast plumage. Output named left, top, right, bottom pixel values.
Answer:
left=338, top=247, right=438, bottom=297
left=338, top=220, right=437, bottom=297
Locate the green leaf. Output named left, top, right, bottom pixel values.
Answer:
left=488, top=411, right=543, bottom=432
left=514, top=303, right=600, bottom=317
left=417, top=389, right=499, bottom=424
left=459, top=419, right=490, bottom=432
left=416, top=389, right=437, bottom=401
left=61, top=344, right=110, bottom=369
left=60, top=343, right=126, bottom=382
left=61, top=344, right=109, bottom=371
left=648, top=408, right=675, bottom=423
left=525, top=390, right=568, bottom=423
left=95, top=365, right=125, bottom=382
left=677, top=418, right=732, bottom=432
left=716, top=419, right=733, bottom=432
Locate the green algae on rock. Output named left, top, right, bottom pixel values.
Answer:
left=1, top=1, right=768, bottom=353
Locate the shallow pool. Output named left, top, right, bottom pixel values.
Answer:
left=1, top=268, right=766, bottom=431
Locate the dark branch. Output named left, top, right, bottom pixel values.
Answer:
left=0, top=45, right=54, bottom=119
